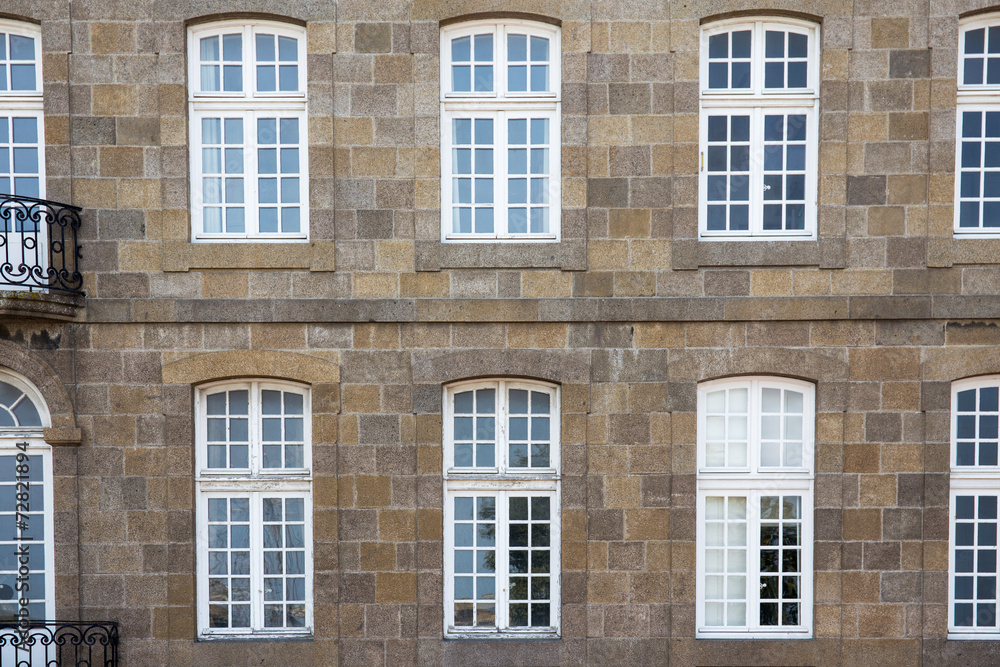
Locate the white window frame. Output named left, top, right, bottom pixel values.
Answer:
left=0, top=371, right=53, bottom=627
left=949, top=376, right=1000, bottom=638
left=195, top=379, right=313, bottom=639
left=187, top=20, right=308, bottom=242
left=0, top=21, right=47, bottom=292
left=698, top=18, right=819, bottom=240
left=443, top=379, right=561, bottom=638
left=440, top=19, right=561, bottom=243
left=696, top=376, right=815, bottom=639
left=955, top=16, right=1000, bottom=237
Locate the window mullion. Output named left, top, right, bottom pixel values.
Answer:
left=748, top=489, right=760, bottom=633
left=753, top=23, right=763, bottom=97
left=748, top=380, right=760, bottom=474
left=250, top=492, right=262, bottom=631
left=497, top=489, right=509, bottom=631
left=749, top=108, right=763, bottom=237
left=244, top=25, right=254, bottom=99
left=495, top=26, right=504, bottom=101
left=497, top=110, right=507, bottom=238
left=498, top=381, right=507, bottom=472
left=248, top=383, right=258, bottom=474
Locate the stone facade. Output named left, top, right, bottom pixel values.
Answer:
left=1, top=0, right=1000, bottom=664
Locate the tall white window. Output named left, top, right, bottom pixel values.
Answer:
left=949, top=377, right=1000, bottom=637
left=956, top=16, right=1000, bottom=234
left=440, top=20, right=560, bottom=242
left=696, top=377, right=814, bottom=638
left=443, top=379, right=560, bottom=637
left=0, top=21, right=46, bottom=291
left=0, top=374, right=53, bottom=623
left=188, top=21, right=308, bottom=241
left=196, top=380, right=312, bottom=637
left=699, top=19, right=819, bottom=239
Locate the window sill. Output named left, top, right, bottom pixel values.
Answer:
left=696, top=631, right=813, bottom=640
left=671, top=238, right=844, bottom=269
left=415, top=239, right=585, bottom=271
left=162, top=240, right=335, bottom=272
left=197, top=633, right=313, bottom=642
left=444, top=631, right=560, bottom=640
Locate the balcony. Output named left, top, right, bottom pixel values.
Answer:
left=0, top=194, right=84, bottom=320
left=0, top=620, right=119, bottom=666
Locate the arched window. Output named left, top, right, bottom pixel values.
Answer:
left=696, top=377, right=814, bottom=638
left=0, top=372, right=52, bottom=623
left=443, top=379, right=560, bottom=636
left=195, top=379, right=312, bottom=637
left=699, top=18, right=819, bottom=238
left=440, top=19, right=561, bottom=241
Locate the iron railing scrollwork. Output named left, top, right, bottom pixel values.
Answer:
left=0, top=620, right=118, bottom=667
left=0, top=194, right=84, bottom=295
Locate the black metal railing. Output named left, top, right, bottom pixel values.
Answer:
left=0, top=620, right=118, bottom=667
left=0, top=194, right=84, bottom=295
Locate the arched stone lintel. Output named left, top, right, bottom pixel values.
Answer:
left=162, top=350, right=340, bottom=386
left=924, top=347, right=1000, bottom=383
left=0, top=339, right=79, bottom=443
left=412, top=349, right=591, bottom=386
left=668, top=347, right=850, bottom=385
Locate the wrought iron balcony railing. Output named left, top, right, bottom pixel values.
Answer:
left=0, top=194, right=84, bottom=295
left=0, top=620, right=119, bottom=667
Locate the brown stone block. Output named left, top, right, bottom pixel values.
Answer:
left=91, top=23, right=136, bottom=54
left=336, top=117, right=374, bottom=145
left=810, top=321, right=874, bottom=347
left=521, top=271, right=571, bottom=298
left=344, top=385, right=380, bottom=414
left=881, top=382, right=920, bottom=411
left=353, top=273, right=398, bottom=298
left=376, top=572, right=416, bottom=604
left=167, top=606, right=194, bottom=639
left=849, top=348, right=919, bottom=381
left=93, top=84, right=137, bottom=115
left=844, top=509, right=881, bottom=541
left=416, top=508, right=442, bottom=540
left=604, top=476, right=641, bottom=508
left=629, top=240, right=673, bottom=272
left=750, top=269, right=793, bottom=296
left=360, top=542, right=395, bottom=571
left=508, top=323, right=568, bottom=348
left=843, top=572, right=879, bottom=603
left=563, top=541, right=587, bottom=571
left=881, top=443, right=923, bottom=472
left=888, top=112, right=927, bottom=141
left=356, top=476, right=392, bottom=508
left=99, top=146, right=143, bottom=177
left=887, top=175, right=926, bottom=205
left=400, top=272, right=448, bottom=298
left=859, top=474, right=897, bottom=507
left=608, top=209, right=651, bottom=239
left=629, top=572, right=669, bottom=604
left=588, top=572, right=627, bottom=604
left=73, top=178, right=118, bottom=208
left=625, top=509, right=669, bottom=541
left=379, top=509, right=416, bottom=541
left=871, top=19, right=909, bottom=48
left=650, top=414, right=671, bottom=446
left=858, top=604, right=904, bottom=637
